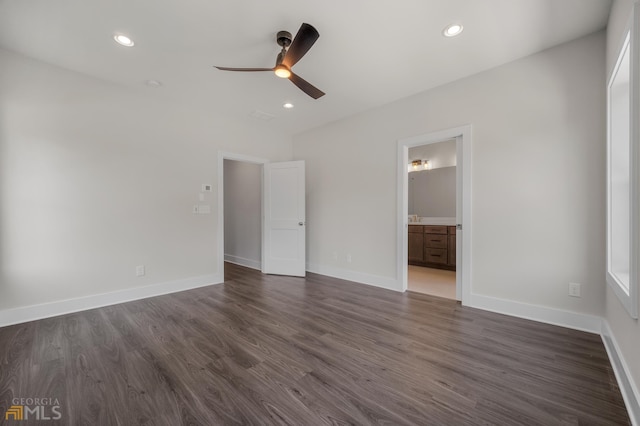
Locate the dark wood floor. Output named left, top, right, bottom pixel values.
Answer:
left=0, top=263, right=630, bottom=425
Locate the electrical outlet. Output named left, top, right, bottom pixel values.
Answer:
left=569, top=282, right=581, bottom=297
left=136, top=265, right=145, bottom=277
left=347, top=253, right=352, bottom=263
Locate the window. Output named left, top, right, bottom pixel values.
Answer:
left=607, top=6, right=639, bottom=319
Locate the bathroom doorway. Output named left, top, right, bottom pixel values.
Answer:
left=397, top=125, right=472, bottom=303
left=407, top=139, right=457, bottom=299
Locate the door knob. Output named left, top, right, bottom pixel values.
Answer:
left=299, top=222, right=305, bottom=226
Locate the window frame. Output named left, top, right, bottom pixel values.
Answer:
left=606, top=4, right=639, bottom=319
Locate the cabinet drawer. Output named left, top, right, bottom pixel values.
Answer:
left=425, top=248, right=447, bottom=264
left=408, top=225, right=423, bottom=233
left=408, top=232, right=424, bottom=263
left=448, top=226, right=456, bottom=235
left=448, top=234, right=456, bottom=266
left=424, top=225, right=447, bottom=235
left=425, top=234, right=447, bottom=248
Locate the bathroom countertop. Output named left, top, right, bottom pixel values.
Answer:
left=409, top=222, right=456, bottom=226
left=408, top=217, right=456, bottom=226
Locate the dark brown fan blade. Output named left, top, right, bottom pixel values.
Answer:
left=282, top=23, right=319, bottom=68
left=215, top=66, right=273, bottom=72
left=289, top=72, right=325, bottom=99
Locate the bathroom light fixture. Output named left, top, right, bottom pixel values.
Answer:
left=283, top=102, right=294, bottom=109
left=408, top=159, right=431, bottom=172
left=443, top=23, right=463, bottom=37
left=409, top=160, right=423, bottom=172
left=114, top=34, right=135, bottom=47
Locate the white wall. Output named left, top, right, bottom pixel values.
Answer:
left=223, top=160, right=262, bottom=269
left=605, top=0, right=640, bottom=419
left=409, top=167, right=456, bottom=217
left=293, top=31, right=606, bottom=317
left=0, top=48, right=291, bottom=318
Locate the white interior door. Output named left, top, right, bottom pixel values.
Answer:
left=262, top=161, right=306, bottom=276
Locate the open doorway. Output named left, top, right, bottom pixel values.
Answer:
left=223, top=159, right=262, bottom=270
left=218, top=153, right=307, bottom=280
left=217, top=152, right=268, bottom=281
left=407, top=140, right=457, bottom=299
left=397, top=125, right=472, bottom=304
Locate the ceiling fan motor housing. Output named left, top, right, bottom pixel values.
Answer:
left=275, top=30, right=292, bottom=66
left=276, top=30, right=292, bottom=48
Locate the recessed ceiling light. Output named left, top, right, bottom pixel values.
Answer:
left=283, top=103, right=294, bottom=109
left=114, top=34, right=135, bottom=47
left=145, top=79, right=162, bottom=88
left=443, top=23, right=463, bottom=37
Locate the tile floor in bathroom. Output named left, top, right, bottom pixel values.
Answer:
left=407, top=265, right=456, bottom=300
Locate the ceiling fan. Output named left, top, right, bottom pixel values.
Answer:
left=214, top=23, right=325, bottom=99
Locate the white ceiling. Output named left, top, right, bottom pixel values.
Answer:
left=0, top=0, right=612, bottom=136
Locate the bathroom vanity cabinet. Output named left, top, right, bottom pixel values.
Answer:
left=408, top=225, right=456, bottom=270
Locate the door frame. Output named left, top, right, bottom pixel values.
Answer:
left=397, top=125, right=472, bottom=304
left=217, top=151, right=269, bottom=279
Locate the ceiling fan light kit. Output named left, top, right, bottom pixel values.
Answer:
left=214, top=23, right=325, bottom=99
left=274, top=65, right=291, bottom=79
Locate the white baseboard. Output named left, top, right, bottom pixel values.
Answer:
left=306, top=262, right=401, bottom=292
left=224, top=254, right=261, bottom=270
left=602, top=320, right=640, bottom=426
left=0, top=273, right=223, bottom=328
left=469, top=293, right=603, bottom=334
